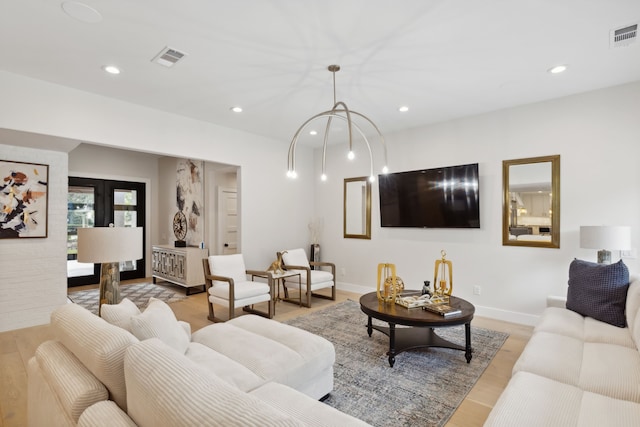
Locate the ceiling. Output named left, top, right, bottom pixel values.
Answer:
left=2, top=1, right=639, bottom=148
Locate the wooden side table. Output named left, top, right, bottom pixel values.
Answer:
left=252, top=271, right=302, bottom=309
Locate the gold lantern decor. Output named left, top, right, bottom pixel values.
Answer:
left=377, top=263, right=404, bottom=302
left=433, top=250, right=453, bottom=301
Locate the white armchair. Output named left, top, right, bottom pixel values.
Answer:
left=202, top=254, right=274, bottom=322
left=280, top=248, right=336, bottom=308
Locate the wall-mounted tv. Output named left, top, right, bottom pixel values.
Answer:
left=378, top=163, right=480, bottom=228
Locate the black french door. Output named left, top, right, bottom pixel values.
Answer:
left=67, top=177, right=146, bottom=287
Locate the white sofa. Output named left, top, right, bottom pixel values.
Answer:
left=28, top=300, right=370, bottom=427
left=485, top=275, right=640, bottom=426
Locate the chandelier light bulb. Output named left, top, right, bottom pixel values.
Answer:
left=321, top=173, right=327, bottom=181
left=286, top=170, right=297, bottom=179
left=347, top=151, right=355, bottom=160
left=369, top=175, right=376, bottom=183
left=382, top=165, right=389, bottom=174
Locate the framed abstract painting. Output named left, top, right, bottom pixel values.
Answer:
left=0, top=160, right=49, bottom=238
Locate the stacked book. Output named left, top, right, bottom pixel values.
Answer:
left=422, top=303, right=462, bottom=317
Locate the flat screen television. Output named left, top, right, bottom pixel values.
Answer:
left=378, top=163, right=480, bottom=228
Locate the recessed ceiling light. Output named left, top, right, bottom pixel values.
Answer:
left=61, top=1, right=103, bottom=24
left=309, top=130, right=318, bottom=136
left=398, top=106, right=409, bottom=112
left=230, top=106, right=243, bottom=113
left=548, top=65, right=568, bottom=74
left=102, top=65, right=121, bottom=75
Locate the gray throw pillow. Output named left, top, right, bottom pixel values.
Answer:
left=566, top=258, right=630, bottom=327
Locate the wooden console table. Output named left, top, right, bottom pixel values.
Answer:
left=151, top=245, right=209, bottom=295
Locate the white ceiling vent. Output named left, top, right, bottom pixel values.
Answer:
left=610, top=24, right=637, bottom=48
left=152, top=47, right=187, bottom=67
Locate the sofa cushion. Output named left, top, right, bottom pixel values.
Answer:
left=184, top=342, right=265, bottom=391
left=484, top=371, right=640, bottom=427
left=534, top=307, right=636, bottom=348
left=513, top=331, right=640, bottom=402
left=100, top=298, right=141, bottom=332
left=78, top=401, right=137, bottom=427
left=52, top=303, right=139, bottom=411
left=625, top=277, right=640, bottom=349
left=192, top=314, right=335, bottom=397
left=129, top=298, right=190, bottom=354
left=250, top=382, right=371, bottom=427
left=566, top=258, right=630, bottom=327
left=35, top=340, right=109, bottom=423
left=124, top=338, right=304, bottom=427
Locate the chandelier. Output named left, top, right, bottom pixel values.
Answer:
left=286, top=65, right=388, bottom=182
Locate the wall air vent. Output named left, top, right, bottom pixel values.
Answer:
left=152, top=47, right=187, bottom=67
left=610, top=24, right=637, bottom=48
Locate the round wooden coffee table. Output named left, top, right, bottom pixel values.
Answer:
left=359, top=292, right=475, bottom=367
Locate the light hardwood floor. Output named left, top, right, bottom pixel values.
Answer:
left=0, top=279, right=533, bottom=427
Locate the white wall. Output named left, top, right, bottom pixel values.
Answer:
left=1, top=69, right=638, bottom=330
left=316, top=81, right=640, bottom=325
left=0, top=71, right=315, bottom=331
left=0, top=144, right=68, bottom=331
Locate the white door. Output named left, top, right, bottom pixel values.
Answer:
left=218, top=188, right=238, bottom=255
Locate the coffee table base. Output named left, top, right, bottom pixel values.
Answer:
left=367, top=317, right=473, bottom=367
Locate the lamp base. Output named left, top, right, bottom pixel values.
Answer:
left=597, top=249, right=611, bottom=264
left=99, top=262, right=121, bottom=316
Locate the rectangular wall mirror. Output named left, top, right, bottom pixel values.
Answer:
left=502, top=155, right=560, bottom=248
left=344, top=176, right=371, bottom=239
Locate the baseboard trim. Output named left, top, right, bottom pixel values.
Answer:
left=473, top=305, right=540, bottom=327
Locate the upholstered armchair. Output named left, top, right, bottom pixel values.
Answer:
left=280, top=248, right=336, bottom=308
left=202, top=254, right=274, bottom=322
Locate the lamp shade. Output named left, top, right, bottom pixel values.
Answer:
left=77, top=227, right=143, bottom=263
left=579, top=226, right=631, bottom=250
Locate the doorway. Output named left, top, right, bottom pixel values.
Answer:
left=67, top=177, right=146, bottom=287
left=217, top=187, right=238, bottom=255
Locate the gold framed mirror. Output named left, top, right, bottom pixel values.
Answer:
left=344, top=176, right=371, bottom=239
left=502, top=155, right=560, bottom=248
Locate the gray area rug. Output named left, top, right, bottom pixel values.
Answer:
left=68, top=283, right=188, bottom=314
left=285, top=299, right=508, bottom=427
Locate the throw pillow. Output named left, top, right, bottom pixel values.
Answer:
left=566, top=258, right=630, bottom=327
left=129, top=298, right=190, bottom=353
left=100, top=297, right=141, bottom=332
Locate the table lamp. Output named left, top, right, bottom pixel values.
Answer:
left=77, top=226, right=143, bottom=314
left=579, top=225, right=631, bottom=264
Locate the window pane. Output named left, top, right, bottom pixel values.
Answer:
left=67, top=186, right=95, bottom=278
left=115, top=189, right=139, bottom=272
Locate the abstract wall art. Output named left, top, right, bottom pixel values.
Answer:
left=0, top=160, right=49, bottom=238
left=176, top=158, right=204, bottom=247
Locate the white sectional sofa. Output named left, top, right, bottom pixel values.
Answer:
left=485, top=271, right=640, bottom=426
left=28, top=300, right=370, bottom=427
